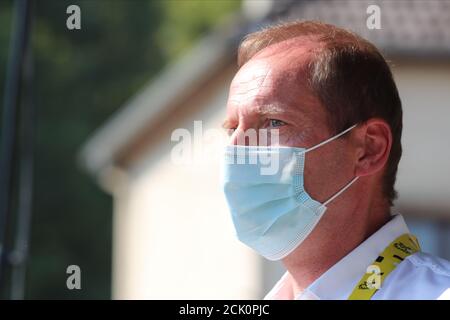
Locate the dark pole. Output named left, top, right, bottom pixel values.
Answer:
left=0, top=0, right=33, bottom=290
left=10, top=9, right=35, bottom=299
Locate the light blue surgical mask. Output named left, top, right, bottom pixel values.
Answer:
left=221, top=125, right=358, bottom=261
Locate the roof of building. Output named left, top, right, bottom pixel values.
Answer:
left=279, top=0, right=450, bottom=57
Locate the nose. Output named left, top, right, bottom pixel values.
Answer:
left=230, top=125, right=257, bottom=146
left=229, top=127, right=244, bottom=146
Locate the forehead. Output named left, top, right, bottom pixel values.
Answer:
left=232, top=44, right=311, bottom=85
left=229, top=39, right=321, bottom=111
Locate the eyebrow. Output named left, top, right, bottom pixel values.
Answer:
left=253, top=102, right=309, bottom=122
left=222, top=102, right=309, bottom=129
left=254, top=103, right=291, bottom=115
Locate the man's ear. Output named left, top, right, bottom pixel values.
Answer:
left=354, top=119, right=392, bottom=177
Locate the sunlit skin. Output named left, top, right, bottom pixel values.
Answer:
left=223, top=37, right=393, bottom=298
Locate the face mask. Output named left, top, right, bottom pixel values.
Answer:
left=221, top=125, right=358, bottom=261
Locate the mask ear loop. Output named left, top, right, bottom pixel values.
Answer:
left=323, top=176, right=359, bottom=207
left=303, top=124, right=357, bottom=154
left=296, top=123, right=359, bottom=206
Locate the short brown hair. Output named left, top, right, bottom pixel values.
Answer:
left=238, top=21, right=403, bottom=206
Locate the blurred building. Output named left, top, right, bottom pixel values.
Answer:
left=79, top=0, right=450, bottom=299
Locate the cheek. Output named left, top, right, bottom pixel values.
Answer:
left=275, top=127, right=309, bottom=146
left=303, top=143, right=353, bottom=202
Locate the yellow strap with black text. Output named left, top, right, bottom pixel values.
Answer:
left=348, top=233, right=421, bottom=300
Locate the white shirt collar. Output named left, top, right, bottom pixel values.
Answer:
left=265, top=214, right=410, bottom=300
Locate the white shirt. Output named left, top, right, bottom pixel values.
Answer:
left=265, top=214, right=450, bottom=300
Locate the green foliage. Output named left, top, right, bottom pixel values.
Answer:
left=0, top=0, right=240, bottom=299
left=158, top=0, right=241, bottom=59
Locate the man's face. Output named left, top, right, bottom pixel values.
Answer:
left=223, top=40, right=356, bottom=204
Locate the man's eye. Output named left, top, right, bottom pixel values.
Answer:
left=269, top=119, right=286, bottom=128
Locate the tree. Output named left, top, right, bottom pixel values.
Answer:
left=0, top=0, right=240, bottom=299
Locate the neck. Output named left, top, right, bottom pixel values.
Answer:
left=281, top=194, right=391, bottom=299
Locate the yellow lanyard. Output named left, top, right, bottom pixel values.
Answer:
left=348, top=233, right=421, bottom=300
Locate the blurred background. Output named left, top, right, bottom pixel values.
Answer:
left=0, top=0, right=449, bottom=299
